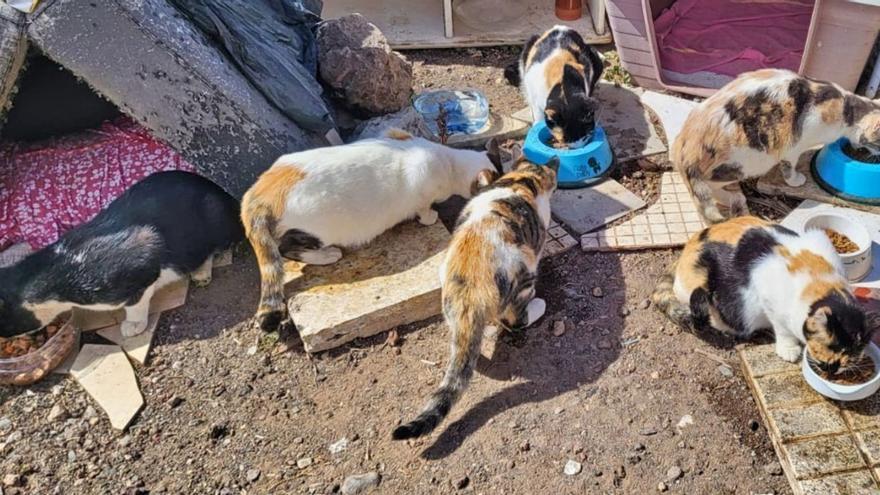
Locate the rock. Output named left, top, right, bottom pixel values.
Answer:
left=316, top=14, right=413, bottom=116
left=48, top=404, right=68, bottom=422
left=453, top=475, right=469, bottom=490
left=618, top=306, right=630, bottom=317
left=297, top=457, right=313, bottom=469
left=294, top=437, right=304, bottom=444
left=0, top=418, right=10, bottom=431
left=3, top=474, right=19, bottom=487
left=763, top=461, right=783, bottom=476
left=67, top=450, right=76, bottom=462
left=650, top=371, right=660, bottom=379
left=553, top=320, right=567, bottom=337
left=676, top=414, right=694, bottom=430
left=591, top=287, right=604, bottom=298
left=246, top=345, right=258, bottom=356
left=639, top=299, right=651, bottom=310
left=666, top=466, right=683, bottom=482
left=6, top=431, right=21, bottom=443
left=564, top=460, right=582, bottom=476
left=246, top=469, right=261, bottom=483
left=718, top=365, right=734, bottom=378
left=657, top=481, right=668, bottom=492
left=640, top=427, right=658, bottom=436
left=83, top=406, right=97, bottom=419
left=350, top=107, right=429, bottom=141
left=341, top=472, right=380, bottom=495
left=118, top=435, right=132, bottom=447
left=329, top=437, right=349, bottom=454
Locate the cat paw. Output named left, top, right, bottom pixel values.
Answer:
left=775, top=342, right=803, bottom=363
left=525, top=298, right=547, bottom=326
left=120, top=319, right=149, bottom=338
left=256, top=310, right=286, bottom=332
left=418, top=208, right=439, bottom=226
left=783, top=171, right=807, bottom=188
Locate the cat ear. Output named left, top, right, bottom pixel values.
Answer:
left=545, top=156, right=561, bottom=175
left=485, top=138, right=504, bottom=175
left=509, top=143, right=523, bottom=164
left=562, top=64, right=586, bottom=96
left=806, top=306, right=831, bottom=334
left=470, top=169, right=497, bottom=196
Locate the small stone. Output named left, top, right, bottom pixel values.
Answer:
left=553, top=320, right=566, bottom=337
left=597, top=339, right=612, bottom=350
left=51, top=384, right=63, bottom=395
left=118, top=435, right=132, bottom=447
left=83, top=406, right=97, bottom=419
left=640, top=427, right=658, bottom=436
left=246, top=345, right=258, bottom=356
left=341, top=472, right=380, bottom=495
left=618, top=306, right=630, bottom=317
left=650, top=371, right=660, bottom=379
left=639, top=299, right=651, bottom=310
left=763, top=461, right=783, bottom=476
left=563, top=460, right=582, bottom=476
left=676, top=414, right=694, bottom=430
left=246, top=469, right=261, bottom=483
left=453, top=475, right=469, bottom=490
left=297, top=457, right=313, bottom=469
left=718, top=365, right=734, bottom=378
left=666, top=466, right=683, bottom=482
left=293, top=436, right=304, bottom=444
left=3, top=474, right=19, bottom=487
left=591, top=287, right=604, bottom=298
left=554, top=407, right=565, bottom=415
left=633, top=170, right=645, bottom=179
left=6, top=431, right=21, bottom=443
left=0, top=418, right=11, bottom=431
left=48, top=404, right=68, bottom=422
left=67, top=450, right=77, bottom=462
left=329, top=437, right=349, bottom=454
left=657, top=481, right=668, bottom=492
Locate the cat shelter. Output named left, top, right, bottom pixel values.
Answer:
left=607, top=0, right=880, bottom=96
left=0, top=0, right=330, bottom=253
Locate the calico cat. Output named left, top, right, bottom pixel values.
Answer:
left=393, top=152, right=558, bottom=440
left=673, top=69, right=880, bottom=223
left=241, top=129, right=504, bottom=332
left=0, top=171, right=243, bottom=338
left=652, top=216, right=879, bottom=370
left=505, top=25, right=604, bottom=148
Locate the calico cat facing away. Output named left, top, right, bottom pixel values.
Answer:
left=393, top=152, right=558, bottom=440
left=0, top=171, right=243, bottom=338
left=673, top=69, right=880, bottom=223
left=652, top=216, right=879, bottom=371
left=241, top=129, right=505, bottom=333
left=505, top=25, right=604, bottom=148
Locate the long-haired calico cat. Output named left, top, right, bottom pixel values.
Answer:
left=505, top=25, right=604, bottom=148
left=0, top=171, right=243, bottom=338
left=652, top=216, right=879, bottom=371
left=392, top=152, right=559, bottom=440
left=673, top=69, right=880, bottom=223
left=241, top=129, right=504, bottom=332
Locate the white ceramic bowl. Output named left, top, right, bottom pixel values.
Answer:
left=802, top=342, right=880, bottom=401
left=803, top=213, right=873, bottom=282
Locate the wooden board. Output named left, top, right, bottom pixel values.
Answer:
left=323, top=0, right=611, bottom=49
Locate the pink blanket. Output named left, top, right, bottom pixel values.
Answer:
left=654, top=0, right=814, bottom=77
left=0, top=117, right=194, bottom=251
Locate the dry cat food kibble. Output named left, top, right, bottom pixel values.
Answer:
left=814, top=355, right=876, bottom=385
left=824, top=229, right=860, bottom=254
left=843, top=143, right=880, bottom=164
left=0, top=318, right=64, bottom=359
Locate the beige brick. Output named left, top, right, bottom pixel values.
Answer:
left=770, top=402, right=848, bottom=441
left=785, top=435, right=865, bottom=478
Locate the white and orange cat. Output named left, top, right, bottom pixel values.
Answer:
left=673, top=69, right=880, bottom=223
left=393, top=150, right=558, bottom=440
left=241, top=129, right=503, bottom=332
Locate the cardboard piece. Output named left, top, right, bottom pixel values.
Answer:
left=71, top=344, right=143, bottom=431
left=96, top=312, right=160, bottom=365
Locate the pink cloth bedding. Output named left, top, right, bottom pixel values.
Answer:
left=654, top=0, right=814, bottom=77
left=0, top=117, right=194, bottom=251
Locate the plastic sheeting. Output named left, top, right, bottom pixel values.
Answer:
left=170, top=0, right=334, bottom=133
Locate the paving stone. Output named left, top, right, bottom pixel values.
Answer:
left=856, top=430, right=880, bottom=466
left=70, top=344, right=143, bottom=431
left=97, top=312, right=160, bottom=365
left=754, top=372, right=822, bottom=408
left=840, top=394, right=880, bottom=431
left=552, top=179, right=646, bottom=235
left=785, top=435, right=866, bottom=478
left=800, top=470, right=879, bottom=494
left=593, top=83, right=666, bottom=162
left=639, top=91, right=698, bottom=147
left=287, top=221, right=449, bottom=353
left=447, top=112, right=528, bottom=150
left=769, top=402, right=848, bottom=441
left=739, top=344, right=800, bottom=378
left=544, top=219, right=578, bottom=256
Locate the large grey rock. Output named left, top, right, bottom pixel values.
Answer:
left=27, top=0, right=323, bottom=197
left=0, top=4, right=26, bottom=123
left=317, top=14, right=413, bottom=117
left=349, top=106, right=429, bottom=142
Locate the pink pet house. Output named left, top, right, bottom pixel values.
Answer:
left=607, top=0, right=880, bottom=96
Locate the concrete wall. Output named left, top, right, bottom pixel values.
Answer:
left=27, top=0, right=324, bottom=197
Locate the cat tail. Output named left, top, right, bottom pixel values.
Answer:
left=240, top=198, right=287, bottom=331
left=651, top=260, right=693, bottom=329
left=680, top=165, right=725, bottom=224
left=392, top=300, right=487, bottom=440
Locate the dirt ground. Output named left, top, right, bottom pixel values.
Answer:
left=0, top=49, right=792, bottom=494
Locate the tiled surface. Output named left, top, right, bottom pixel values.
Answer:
left=739, top=344, right=880, bottom=493
left=544, top=219, right=579, bottom=256
left=581, top=172, right=706, bottom=251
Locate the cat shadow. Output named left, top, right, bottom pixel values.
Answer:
left=417, top=247, right=625, bottom=459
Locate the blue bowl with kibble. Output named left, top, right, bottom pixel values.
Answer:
left=523, top=119, right=615, bottom=188
left=812, top=138, right=880, bottom=205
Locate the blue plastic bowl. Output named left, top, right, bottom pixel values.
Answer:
left=812, top=139, right=880, bottom=205
left=523, top=119, right=615, bottom=188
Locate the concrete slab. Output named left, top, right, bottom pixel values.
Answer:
left=582, top=172, right=705, bottom=251
left=286, top=220, right=449, bottom=353
left=447, top=112, right=529, bottom=149
left=27, top=0, right=323, bottom=197
left=73, top=279, right=188, bottom=332
left=544, top=219, right=579, bottom=257
left=639, top=91, right=698, bottom=147
left=800, top=471, right=879, bottom=495
left=769, top=402, right=848, bottom=441
left=784, top=435, right=866, bottom=478
left=551, top=179, right=646, bottom=235
left=757, top=153, right=880, bottom=216
left=71, top=344, right=143, bottom=431
left=97, top=312, right=159, bottom=365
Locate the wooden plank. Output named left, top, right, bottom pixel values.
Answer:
left=607, top=14, right=647, bottom=37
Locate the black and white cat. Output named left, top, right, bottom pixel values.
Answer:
left=0, top=171, right=244, bottom=338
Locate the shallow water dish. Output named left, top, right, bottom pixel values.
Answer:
left=522, top=119, right=614, bottom=188
left=812, top=138, right=880, bottom=205
left=802, top=342, right=880, bottom=401
left=802, top=212, right=873, bottom=282
left=413, top=89, right=489, bottom=136
left=0, top=319, right=80, bottom=386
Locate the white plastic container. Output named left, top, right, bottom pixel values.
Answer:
left=802, top=342, right=880, bottom=401
left=803, top=213, right=873, bottom=282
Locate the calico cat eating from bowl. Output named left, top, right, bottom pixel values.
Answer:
left=0, top=171, right=243, bottom=338
left=505, top=25, right=604, bottom=149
